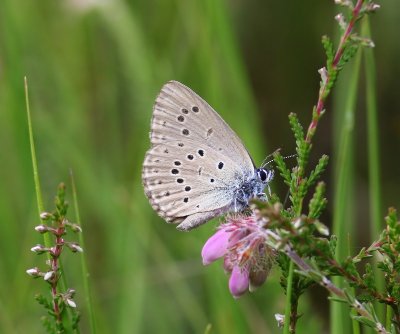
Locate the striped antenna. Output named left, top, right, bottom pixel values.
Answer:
left=261, top=150, right=297, bottom=168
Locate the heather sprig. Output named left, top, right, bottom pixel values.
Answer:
left=252, top=202, right=400, bottom=333
left=27, top=183, right=82, bottom=333
left=200, top=0, right=390, bottom=333
left=267, top=0, right=384, bottom=332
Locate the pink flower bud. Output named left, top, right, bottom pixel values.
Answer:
left=201, top=229, right=231, bottom=265
left=31, top=244, right=46, bottom=253
left=40, top=212, right=52, bottom=220
left=26, top=267, right=41, bottom=277
left=67, top=242, right=83, bottom=253
left=35, top=225, right=48, bottom=234
left=44, top=271, right=55, bottom=281
left=229, top=266, right=249, bottom=298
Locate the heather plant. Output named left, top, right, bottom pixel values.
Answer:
left=201, top=1, right=397, bottom=333
left=27, top=183, right=82, bottom=333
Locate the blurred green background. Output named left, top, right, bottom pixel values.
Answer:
left=1, top=0, right=399, bottom=333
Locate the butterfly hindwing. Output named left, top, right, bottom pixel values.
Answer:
left=143, top=140, right=243, bottom=221
left=142, top=81, right=258, bottom=230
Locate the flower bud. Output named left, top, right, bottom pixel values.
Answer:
left=35, top=225, right=48, bottom=234
left=31, top=244, right=46, bottom=254
left=67, top=242, right=83, bottom=253
left=67, top=288, right=76, bottom=297
left=366, top=3, right=380, bottom=12
left=275, top=314, right=285, bottom=328
left=66, top=299, right=77, bottom=308
left=26, top=267, right=41, bottom=277
left=334, top=13, right=347, bottom=30
left=40, top=212, right=52, bottom=220
left=70, top=224, right=82, bottom=233
left=334, top=0, right=353, bottom=7
left=44, top=271, right=55, bottom=281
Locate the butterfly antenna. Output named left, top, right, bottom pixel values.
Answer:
left=260, top=148, right=281, bottom=168
left=262, top=153, right=297, bottom=169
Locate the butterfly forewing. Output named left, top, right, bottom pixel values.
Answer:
left=151, top=81, right=254, bottom=171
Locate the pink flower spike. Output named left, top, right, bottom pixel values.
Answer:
left=201, top=229, right=231, bottom=265
left=229, top=266, right=249, bottom=298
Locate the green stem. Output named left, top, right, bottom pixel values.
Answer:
left=305, top=0, right=365, bottom=143
left=386, top=307, right=393, bottom=331
left=283, top=261, right=295, bottom=334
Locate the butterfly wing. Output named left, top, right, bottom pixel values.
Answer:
left=143, top=140, right=245, bottom=228
left=142, top=81, right=255, bottom=230
left=150, top=81, right=255, bottom=170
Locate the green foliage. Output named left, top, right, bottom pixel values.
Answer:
left=322, top=35, right=334, bottom=71
left=55, top=183, right=68, bottom=219
left=274, top=152, right=291, bottom=186
left=307, top=155, right=329, bottom=189
left=35, top=294, right=52, bottom=312
left=321, top=35, right=337, bottom=95
left=308, top=182, right=327, bottom=219
left=337, top=40, right=360, bottom=71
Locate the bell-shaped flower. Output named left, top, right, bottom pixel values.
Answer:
left=201, top=214, right=275, bottom=298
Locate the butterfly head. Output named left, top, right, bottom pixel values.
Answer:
left=256, top=167, right=274, bottom=184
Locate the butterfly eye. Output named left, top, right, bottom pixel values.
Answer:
left=257, top=168, right=268, bottom=182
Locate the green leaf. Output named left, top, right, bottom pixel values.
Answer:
left=35, top=294, right=52, bottom=311
left=322, top=35, right=334, bottom=71
left=274, top=152, right=291, bottom=186
left=307, top=155, right=329, bottom=188
left=288, top=113, right=304, bottom=144
left=341, top=257, right=360, bottom=280
left=337, top=39, right=359, bottom=71
left=362, top=263, right=376, bottom=291
left=308, top=182, right=328, bottom=219
left=351, top=315, right=376, bottom=328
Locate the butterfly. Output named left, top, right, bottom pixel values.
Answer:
left=142, top=81, right=274, bottom=231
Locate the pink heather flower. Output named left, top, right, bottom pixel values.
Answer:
left=201, top=229, right=231, bottom=265
left=229, top=266, right=249, bottom=298
left=201, top=214, right=275, bottom=298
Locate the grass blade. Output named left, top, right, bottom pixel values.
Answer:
left=330, top=44, right=362, bottom=334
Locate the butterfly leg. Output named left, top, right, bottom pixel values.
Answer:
left=257, top=192, right=267, bottom=201
left=176, top=208, right=227, bottom=232
left=258, top=185, right=272, bottom=201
